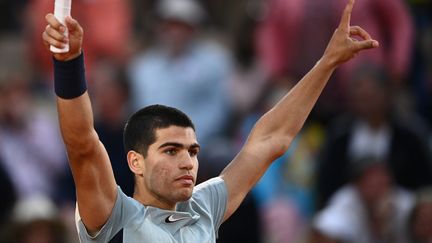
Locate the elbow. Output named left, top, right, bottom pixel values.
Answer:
left=271, top=124, right=303, bottom=157
left=272, top=126, right=301, bottom=157
left=272, top=135, right=294, bottom=158
left=250, top=113, right=306, bottom=158
left=250, top=122, right=299, bottom=159
left=62, top=129, right=100, bottom=159
left=254, top=133, right=294, bottom=160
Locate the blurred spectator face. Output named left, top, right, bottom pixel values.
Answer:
left=91, top=62, right=128, bottom=124
left=355, top=164, right=392, bottom=205
left=0, top=78, right=30, bottom=129
left=156, top=0, right=203, bottom=55
left=348, top=71, right=390, bottom=125
left=20, top=220, right=59, bottom=243
left=11, top=196, right=68, bottom=243
left=355, top=163, right=394, bottom=237
left=159, top=19, right=196, bottom=55
left=411, top=201, right=432, bottom=242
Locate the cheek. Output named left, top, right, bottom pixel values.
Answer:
left=148, top=163, right=172, bottom=187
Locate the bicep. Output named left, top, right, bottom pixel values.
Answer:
left=220, top=135, right=289, bottom=221
left=68, top=137, right=118, bottom=234
left=57, top=94, right=118, bottom=232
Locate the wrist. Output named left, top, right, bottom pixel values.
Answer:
left=317, top=55, right=338, bottom=72
left=64, top=49, right=83, bottom=62
left=53, top=52, right=87, bottom=99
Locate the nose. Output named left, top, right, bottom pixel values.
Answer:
left=179, top=152, right=194, bottom=170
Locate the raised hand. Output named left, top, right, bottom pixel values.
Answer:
left=42, top=14, right=83, bottom=61
left=322, top=0, right=379, bottom=67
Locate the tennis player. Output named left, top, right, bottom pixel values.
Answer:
left=42, top=0, right=378, bottom=242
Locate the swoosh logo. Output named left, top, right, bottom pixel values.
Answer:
left=165, top=214, right=189, bottom=223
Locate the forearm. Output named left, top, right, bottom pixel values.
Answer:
left=54, top=53, right=97, bottom=154
left=57, top=93, right=97, bottom=151
left=253, top=58, right=335, bottom=148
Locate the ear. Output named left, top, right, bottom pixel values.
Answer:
left=127, top=150, right=145, bottom=176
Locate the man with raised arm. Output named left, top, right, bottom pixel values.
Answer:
left=42, top=0, right=378, bottom=242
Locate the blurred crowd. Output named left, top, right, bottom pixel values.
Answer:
left=0, top=0, right=431, bottom=242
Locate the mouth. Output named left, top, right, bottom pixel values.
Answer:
left=175, top=175, right=195, bottom=186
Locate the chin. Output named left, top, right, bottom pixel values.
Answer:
left=176, top=189, right=193, bottom=202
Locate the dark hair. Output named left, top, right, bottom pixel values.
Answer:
left=349, top=62, right=391, bottom=90
left=123, top=104, right=195, bottom=157
left=348, top=155, right=387, bottom=181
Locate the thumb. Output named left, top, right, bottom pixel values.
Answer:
left=355, top=39, right=379, bottom=51
left=64, top=16, right=80, bottom=32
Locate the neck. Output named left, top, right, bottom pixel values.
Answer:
left=133, top=185, right=176, bottom=211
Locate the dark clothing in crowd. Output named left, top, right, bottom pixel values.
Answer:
left=317, top=116, right=432, bottom=208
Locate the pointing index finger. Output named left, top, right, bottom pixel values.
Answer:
left=339, top=0, right=354, bottom=30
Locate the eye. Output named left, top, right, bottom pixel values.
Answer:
left=189, top=148, right=199, bottom=157
left=164, top=148, right=177, bottom=156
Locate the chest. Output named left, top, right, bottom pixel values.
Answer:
left=123, top=207, right=216, bottom=243
left=123, top=218, right=215, bottom=243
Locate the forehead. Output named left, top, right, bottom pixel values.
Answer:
left=153, top=126, right=197, bottom=145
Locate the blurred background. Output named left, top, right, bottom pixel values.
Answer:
left=0, top=0, right=431, bottom=242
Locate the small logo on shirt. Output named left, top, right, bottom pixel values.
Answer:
left=165, top=214, right=189, bottom=223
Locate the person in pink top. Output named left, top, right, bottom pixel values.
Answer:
left=25, top=0, right=132, bottom=77
left=257, top=0, right=413, bottom=82
left=256, top=0, right=414, bottom=119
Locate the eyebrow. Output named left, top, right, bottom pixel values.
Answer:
left=158, top=142, right=201, bottom=150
